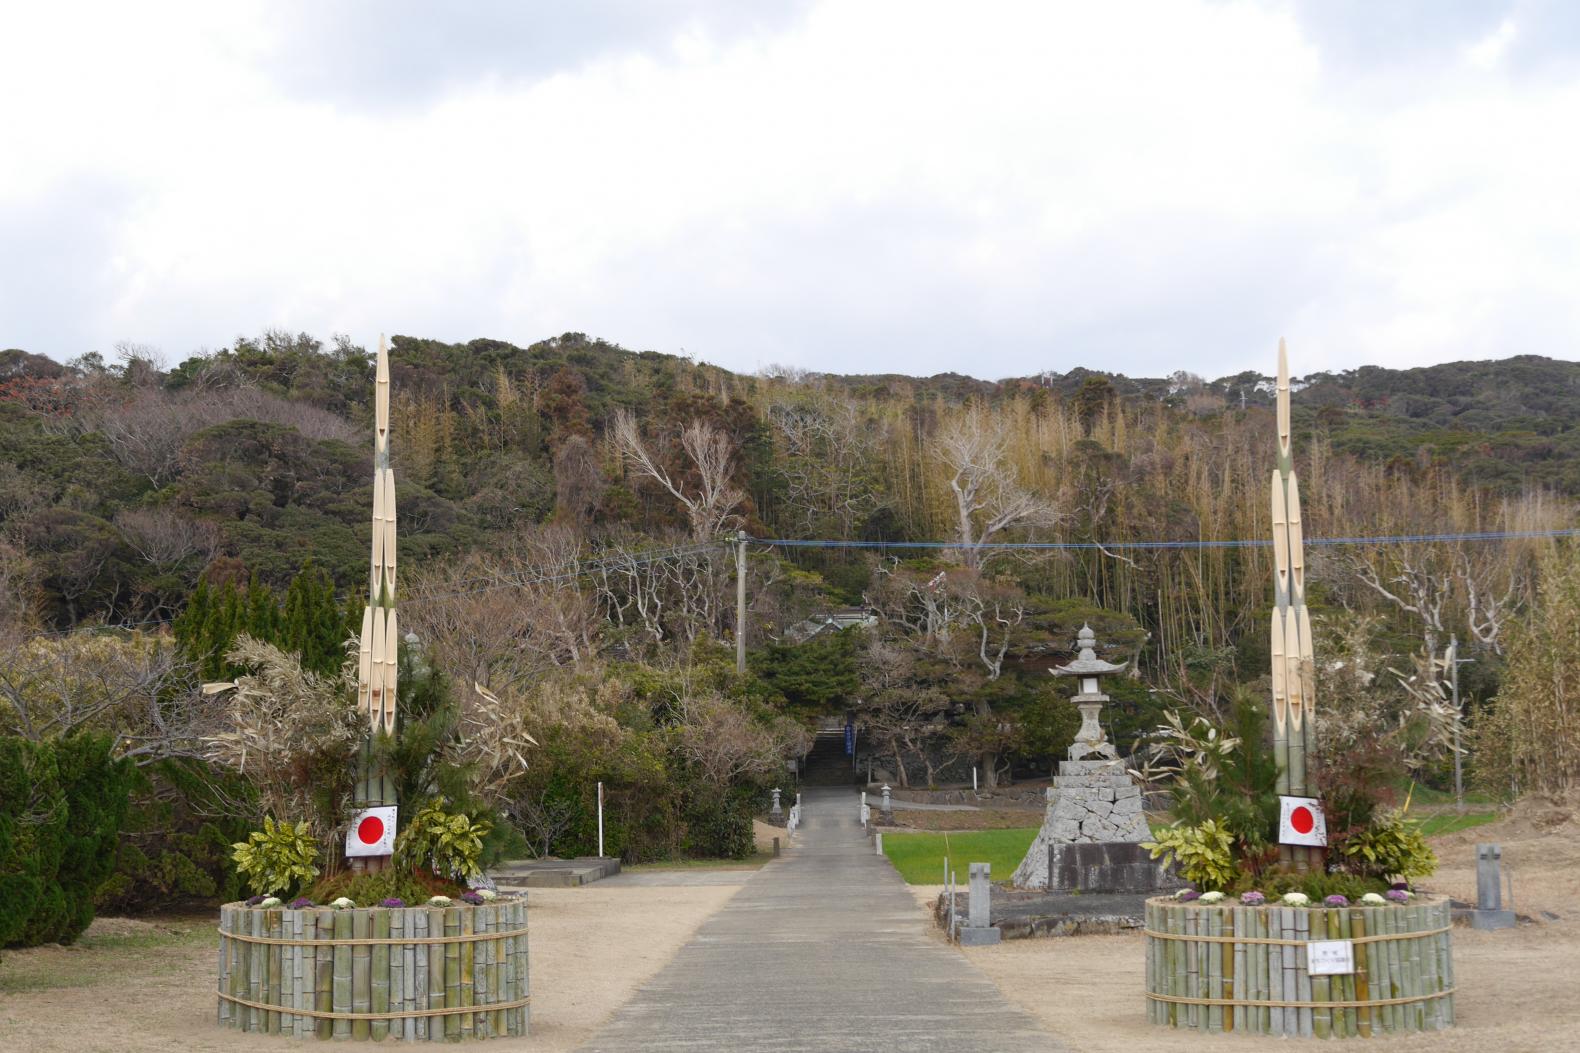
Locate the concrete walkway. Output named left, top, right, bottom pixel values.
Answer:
left=578, top=786, right=1062, bottom=1052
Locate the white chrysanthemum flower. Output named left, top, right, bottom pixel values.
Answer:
left=1198, top=891, right=1226, bottom=904
left=1281, top=892, right=1310, bottom=906
left=428, top=896, right=453, bottom=907
left=477, top=889, right=498, bottom=901
left=258, top=896, right=283, bottom=908
left=1360, top=892, right=1386, bottom=905
left=330, top=897, right=355, bottom=909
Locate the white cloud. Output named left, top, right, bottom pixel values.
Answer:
left=2, top=0, right=1577, bottom=380
left=1465, top=18, right=1519, bottom=70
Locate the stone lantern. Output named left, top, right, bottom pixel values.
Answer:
left=1010, top=624, right=1172, bottom=893
left=1054, top=624, right=1124, bottom=763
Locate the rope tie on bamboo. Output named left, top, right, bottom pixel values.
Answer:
left=1145, top=989, right=1455, bottom=1010
left=217, top=925, right=530, bottom=947
left=216, top=990, right=530, bottom=1021
left=1143, top=924, right=1450, bottom=946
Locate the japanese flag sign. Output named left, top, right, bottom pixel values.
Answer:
left=346, top=806, right=398, bottom=857
left=1279, top=795, right=1327, bottom=847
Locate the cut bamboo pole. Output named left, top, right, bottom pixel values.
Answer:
left=445, top=906, right=462, bottom=1041
left=392, top=909, right=408, bottom=1041
left=416, top=909, right=432, bottom=1042
left=1334, top=908, right=1353, bottom=1037
left=1206, top=909, right=1222, bottom=1033
left=1354, top=908, right=1372, bottom=1037
left=332, top=908, right=352, bottom=1040
left=489, top=905, right=504, bottom=1037
left=371, top=908, right=390, bottom=1040
left=1219, top=904, right=1232, bottom=1030
left=1268, top=908, right=1285, bottom=1036
left=1387, top=906, right=1405, bottom=1034
left=313, top=910, right=332, bottom=1039
left=1310, top=908, right=1331, bottom=1038
left=290, top=910, right=303, bottom=1037
left=475, top=903, right=490, bottom=1037
left=351, top=908, right=371, bottom=1040
left=216, top=907, right=229, bottom=1028
left=1295, top=909, right=1312, bottom=1037
left=249, top=907, right=264, bottom=1033
left=460, top=904, right=476, bottom=1038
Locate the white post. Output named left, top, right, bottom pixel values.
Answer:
left=972, top=767, right=978, bottom=792
left=597, top=780, right=605, bottom=858
left=875, top=832, right=883, bottom=856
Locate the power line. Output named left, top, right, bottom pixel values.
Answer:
left=17, top=525, right=1575, bottom=642
left=17, top=540, right=727, bottom=642
left=753, top=527, right=1580, bottom=552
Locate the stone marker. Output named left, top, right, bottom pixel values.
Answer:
left=959, top=863, right=1001, bottom=946
left=1468, top=842, right=1516, bottom=929
left=881, top=784, right=892, bottom=818
left=770, top=787, right=783, bottom=817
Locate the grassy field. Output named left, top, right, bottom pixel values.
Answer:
left=881, top=827, right=1040, bottom=884
left=0, top=917, right=210, bottom=995
left=876, top=808, right=1498, bottom=885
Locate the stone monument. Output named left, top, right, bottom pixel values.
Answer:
left=1010, top=625, right=1166, bottom=891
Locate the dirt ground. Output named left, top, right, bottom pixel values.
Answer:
left=927, top=793, right=1580, bottom=1052
left=0, top=878, right=745, bottom=1052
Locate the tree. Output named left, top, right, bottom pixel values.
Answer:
left=855, top=634, right=951, bottom=788
left=613, top=410, right=744, bottom=541
left=767, top=395, right=885, bottom=538
left=932, top=404, right=1060, bottom=568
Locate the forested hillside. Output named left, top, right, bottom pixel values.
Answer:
left=1, top=332, right=1576, bottom=874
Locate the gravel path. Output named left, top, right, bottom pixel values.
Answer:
left=579, top=786, right=1063, bottom=1052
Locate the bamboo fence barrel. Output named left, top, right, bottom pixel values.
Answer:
left=214, top=898, right=529, bottom=1042
left=1143, top=896, right=1454, bottom=1038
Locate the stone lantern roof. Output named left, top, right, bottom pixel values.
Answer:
left=1050, top=624, right=1127, bottom=679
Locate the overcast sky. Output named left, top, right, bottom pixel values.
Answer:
left=4, top=1, right=1578, bottom=380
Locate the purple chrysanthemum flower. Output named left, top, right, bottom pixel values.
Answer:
left=1385, top=889, right=1409, bottom=903
left=289, top=897, right=314, bottom=909
left=380, top=897, right=406, bottom=908
left=245, top=894, right=266, bottom=906
left=459, top=891, right=485, bottom=906
left=1389, top=881, right=1410, bottom=891
left=1178, top=889, right=1200, bottom=902
left=1325, top=894, right=1350, bottom=907
left=1240, top=891, right=1266, bottom=905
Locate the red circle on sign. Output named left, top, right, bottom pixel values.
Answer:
left=357, top=816, right=385, bottom=845
left=1291, top=806, right=1315, bottom=835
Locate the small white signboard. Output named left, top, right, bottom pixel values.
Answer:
left=346, top=805, right=397, bottom=857
left=1307, top=939, right=1355, bottom=976
left=1279, top=795, right=1328, bottom=847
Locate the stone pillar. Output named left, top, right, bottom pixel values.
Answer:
left=1469, top=843, right=1515, bottom=929
left=881, top=784, right=892, bottom=818
left=770, top=787, right=782, bottom=817
left=959, top=862, right=1000, bottom=945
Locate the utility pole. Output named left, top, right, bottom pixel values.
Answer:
left=735, top=530, right=748, bottom=674
left=1448, top=634, right=1473, bottom=814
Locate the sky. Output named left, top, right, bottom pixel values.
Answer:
left=3, top=0, right=1578, bottom=381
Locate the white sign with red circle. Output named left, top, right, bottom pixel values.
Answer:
left=1279, top=795, right=1327, bottom=847
left=346, top=806, right=397, bottom=857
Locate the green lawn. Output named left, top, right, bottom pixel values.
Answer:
left=880, top=828, right=1040, bottom=885
left=1414, top=810, right=1500, bottom=837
